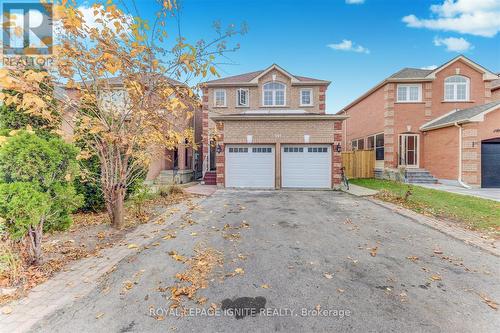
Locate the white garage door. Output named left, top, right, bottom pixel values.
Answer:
left=282, top=145, right=331, bottom=188
left=225, top=145, right=275, bottom=188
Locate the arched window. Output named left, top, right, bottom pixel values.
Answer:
left=444, top=75, right=470, bottom=101
left=263, top=82, right=286, bottom=106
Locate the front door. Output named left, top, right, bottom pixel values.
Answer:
left=399, top=134, right=419, bottom=168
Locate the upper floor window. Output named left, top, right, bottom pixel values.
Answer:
left=397, top=84, right=421, bottom=102
left=444, top=75, right=469, bottom=101
left=214, top=89, right=226, bottom=107
left=236, top=88, right=249, bottom=107
left=300, top=88, right=313, bottom=106
left=263, top=82, right=286, bottom=106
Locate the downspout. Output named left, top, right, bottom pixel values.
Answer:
left=454, top=122, right=471, bottom=189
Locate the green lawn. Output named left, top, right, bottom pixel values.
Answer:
left=350, top=178, right=500, bottom=233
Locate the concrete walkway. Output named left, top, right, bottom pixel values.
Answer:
left=185, top=184, right=217, bottom=196
left=415, top=183, right=500, bottom=202
left=343, top=184, right=379, bottom=197
left=0, top=197, right=205, bottom=333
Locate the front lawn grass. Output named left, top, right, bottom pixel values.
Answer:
left=350, top=178, right=500, bottom=233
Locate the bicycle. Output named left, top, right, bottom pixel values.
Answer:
left=340, top=166, right=349, bottom=190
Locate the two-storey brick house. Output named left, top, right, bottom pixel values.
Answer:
left=339, top=55, right=500, bottom=188
left=201, top=64, right=347, bottom=189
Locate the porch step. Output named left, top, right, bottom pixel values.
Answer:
left=405, top=169, right=438, bottom=184
left=203, top=171, right=217, bottom=185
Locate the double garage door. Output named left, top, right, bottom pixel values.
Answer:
left=225, top=144, right=331, bottom=188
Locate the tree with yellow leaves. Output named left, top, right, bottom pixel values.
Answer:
left=0, top=0, right=245, bottom=228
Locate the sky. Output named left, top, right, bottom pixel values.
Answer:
left=8, top=0, right=499, bottom=113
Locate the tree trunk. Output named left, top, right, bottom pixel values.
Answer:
left=110, top=186, right=126, bottom=229
left=28, top=222, right=43, bottom=265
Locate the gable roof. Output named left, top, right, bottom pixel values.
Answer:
left=424, top=55, right=498, bottom=80
left=420, top=100, right=500, bottom=131
left=339, top=55, right=499, bottom=113
left=205, top=64, right=330, bottom=86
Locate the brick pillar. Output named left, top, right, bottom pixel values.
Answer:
left=275, top=143, right=281, bottom=189
left=178, top=144, right=186, bottom=171
left=201, top=87, right=209, bottom=174
left=332, top=121, right=343, bottom=187
left=215, top=121, right=225, bottom=187
left=383, top=83, right=396, bottom=168
left=319, top=86, right=327, bottom=113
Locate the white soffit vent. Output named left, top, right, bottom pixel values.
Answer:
left=304, top=135, right=310, bottom=143
left=246, top=135, right=253, bottom=143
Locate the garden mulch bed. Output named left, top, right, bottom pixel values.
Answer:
left=0, top=191, right=193, bottom=305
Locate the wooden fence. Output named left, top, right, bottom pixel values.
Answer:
left=341, top=150, right=375, bottom=179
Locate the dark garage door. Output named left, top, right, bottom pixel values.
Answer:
left=481, top=139, right=500, bottom=188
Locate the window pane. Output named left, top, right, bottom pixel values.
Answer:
left=357, top=139, right=364, bottom=150
left=409, top=86, right=419, bottom=101
left=301, top=90, right=311, bottom=104
left=376, top=134, right=384, bottom=147
left=376, top=147, right=384, bottom=160
left=367, top=136, right=375, bottom=149
left=275, top=91, right=285, bottom=105
left=264, top=91, right=273, bottom=105
left=445, top=84, right=454, bottom=100
left=397, top=86, right=407, bottom=101
left=456, top=84, right=466, bottom=100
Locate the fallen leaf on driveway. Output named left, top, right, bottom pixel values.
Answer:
left=430, top=275, right=442, bottom=281
left=163, top=234, right=176, bottom=240
left=433, top=249, right=443, bottom=254
left=407, top=256, right=419, bottom=262
left=234, top=268, right=244, bottom=275
left=127, top=244, right=138, bottom=249
left=1, top=306, right=12, bottom=314
left=347, top=256, right=359, bottom=264
left=324, top=273, right=334, bottom=279
left=190, top=232, right=198, bottom=236
left=480, top=294, right=498, bottom=310
left=169, top=251, right=187, bottom=262
left=337, top=288, right=345, bottom=293
left=95, top=312, right=105, bottom=319
left=261, top=284, right=270, bottom=289
left=370, top=247, right=378, bottom=257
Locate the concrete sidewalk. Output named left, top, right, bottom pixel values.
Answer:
left=415, top=183, right=500, bottom=202
left=343, top=184, right=379, bottom=197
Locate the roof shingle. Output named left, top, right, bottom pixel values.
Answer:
left=421, top=100, right=500, bottom=130
left=389, top=68, right=434, bottom=79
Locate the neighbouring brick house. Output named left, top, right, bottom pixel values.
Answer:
left=338, top=55, right=500, bottom=188
left=60, top=76, right=202, bottom=185
left=201, top=64, right=347, bottom=189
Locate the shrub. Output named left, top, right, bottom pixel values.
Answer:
left=0, top=132, right=82, bottom=264
left=74, top=155, right=105, bottom=212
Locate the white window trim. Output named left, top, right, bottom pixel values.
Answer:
left=444, top=75, right=470, bottom=102
left=262, top=82, right=286, bottom=107
left=214, top=89, right=227, bottom=107
left=236, top=88, right=249, bottom=107
left=299, top=88, right=314, bottom=106
left=396, top=84, right=422, bottom=103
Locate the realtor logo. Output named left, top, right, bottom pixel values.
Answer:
left=2, top=2, right=53, bottom=55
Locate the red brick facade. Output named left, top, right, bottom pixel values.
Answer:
left=341, top=56, right=500, bottom=187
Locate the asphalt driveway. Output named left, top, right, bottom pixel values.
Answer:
left=32, top=190, right=499, bottom=333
